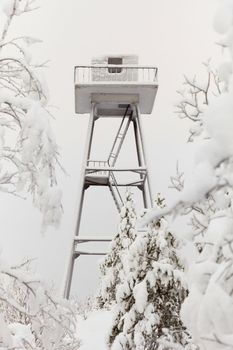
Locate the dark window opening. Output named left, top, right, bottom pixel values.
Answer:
left=108, top=57, right=123, bottom=73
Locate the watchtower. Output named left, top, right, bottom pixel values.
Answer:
left=63, top=55, right=158, bottom=298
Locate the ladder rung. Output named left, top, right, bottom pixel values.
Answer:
left=74, top=235, right=112, bottom=242
left=74, top=250, right=108, bottom=256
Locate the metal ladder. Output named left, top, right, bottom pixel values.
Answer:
left=109, top=171, right=123, bottom=212
left=107, top=105, right=132, bottom=167
left=107, top=105, right=132, bottom=212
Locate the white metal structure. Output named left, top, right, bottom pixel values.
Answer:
left=63, top=55, right=158, bottom=298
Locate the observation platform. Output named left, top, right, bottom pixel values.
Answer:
left=74, top=58, right=158, bottom=115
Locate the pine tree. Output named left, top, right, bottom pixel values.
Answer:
left=96, top=190, right=137, bottom=308
left=109, top=218, right=189, bottom=350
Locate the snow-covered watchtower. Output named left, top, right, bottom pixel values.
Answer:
left=63, top=55, right=158, bottom=298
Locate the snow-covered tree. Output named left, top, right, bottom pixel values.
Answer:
left=96, top=190, right=137, bottom=308
left=141, top=2, right=233, bottom=349
left=0, top=0, right=62, bottom=230
left=0, top=256, right=80, bottom=349
left=109, top=218, right=189, bottom=350
left=0, top=2, right=78, bottom=349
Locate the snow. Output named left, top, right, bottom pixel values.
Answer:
left=1, top=0, right=233, bottom=349
left=9, top=323, right=36, bottom=349
left=2, top=0, right=15, bottom=17
left=77, top=310, right=113, bottom=350
left=218, top=61, right=232, bottom=88
left=0, top=315, right=12, bottom=348
left=133, top=280, right=148, bottom=313
left=204, top=91, right=233, bottom=156
left=136, top=2, right=233, bottom=349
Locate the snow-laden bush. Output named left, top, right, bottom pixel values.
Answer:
left=0, top=0, right=62, bottom=230
left=97, top=191, right=137, bottom=308
left=0, top=257, right=80, bottom=349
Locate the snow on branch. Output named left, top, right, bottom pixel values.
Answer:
left=141, top=2, right=233, bottom=349
left=0, top=256, right=80, bottom=349
left=0, top=0, right=62, bottom=230
left=175, top=63, right=222, bottom=142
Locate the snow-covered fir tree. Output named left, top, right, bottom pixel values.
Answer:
left=142, top=1, right=233, bottom=348
left=97, top=190, right=137, bottom=308
left=108, top=218, right=189, bottom=350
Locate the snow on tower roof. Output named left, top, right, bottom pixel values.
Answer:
left=91, top=55, right=138, bottom=65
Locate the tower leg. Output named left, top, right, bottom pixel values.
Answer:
left=63, top=103, right=154, bottom=298
left=134, top=103, right=153, bottom=208
left=62, top=103, right=96, bottom=298
left=63, top=253, right=75, bottom=299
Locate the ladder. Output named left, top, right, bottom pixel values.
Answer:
left=107, top=105, right=132, bottom=167
left=84, top=106, right=133, bottom=212
left=109, top=171, right=123, bottom=212
left=107, top=105, right=132, bottom=211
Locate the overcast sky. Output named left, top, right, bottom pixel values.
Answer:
left=0, top=0, right=222, bottom=300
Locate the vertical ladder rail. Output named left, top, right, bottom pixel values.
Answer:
left=107, top=105, right=132, bottom=212
left=106, top=105, right=133, bottom=212
left=135, top=103, right=153, bottom=207
left=109, top=171, right=123, bottom=212
left=108, top=105, right=132, bottom=167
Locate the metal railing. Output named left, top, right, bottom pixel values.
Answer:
left=86, top=160, right=109, bottom=177
left=75, top=65, right=158, bottom=84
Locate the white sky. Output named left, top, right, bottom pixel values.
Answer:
left=0, top=0, right=222, bottom=300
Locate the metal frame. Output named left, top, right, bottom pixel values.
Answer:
left=63, top=102, right=153, bottom=299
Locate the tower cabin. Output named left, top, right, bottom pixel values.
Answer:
left=63, top=55, right=158, bottom=298
left=74, top=55, right=158, bottom=188
left=75, top=54, right=158, bottom=115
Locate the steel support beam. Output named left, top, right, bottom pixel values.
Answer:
left=63, top=103, right=153, bottom=299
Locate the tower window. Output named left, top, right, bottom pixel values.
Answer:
left=108, top=57, right=122, bottom=73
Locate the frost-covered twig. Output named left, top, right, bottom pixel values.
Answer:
left=0, top=0, right=62, bottom=229
left=0, top=258, right=80, bottom=349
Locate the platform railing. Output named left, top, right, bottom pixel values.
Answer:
left=75, top=65, right=158, bottom=84
left=86, top=160, right=109, bottom=177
